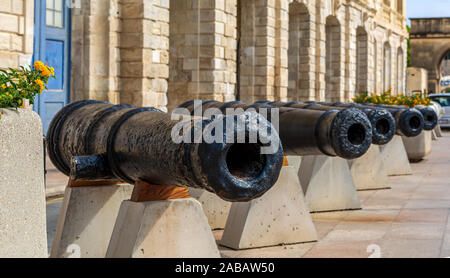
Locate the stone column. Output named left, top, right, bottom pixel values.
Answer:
left=314, top=2, right=326, bottom=101
left=167, top=0, right=236, bottom=111
left=275, top=0, right=289, bottom=101
left=120, top=0, right=169, bottom=110
left=345, top=5, right=360, bottom=101
left=238, top=0, right=288, bottom=103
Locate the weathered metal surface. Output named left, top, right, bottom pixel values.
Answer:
left=311, top=102, right=425, bottom=137
left=351, top=103, right=437, bottom=131
left=47, top=100, right=284, bottom=202
left=268, top=101, right=395, bottom=145
left=178, top=100, right=373, bottom=159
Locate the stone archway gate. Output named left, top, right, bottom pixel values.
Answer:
left=410, top=17, right=450, bottom=94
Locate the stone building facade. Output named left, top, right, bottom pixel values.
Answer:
left=0, top=0, right=408, bottom=113
left=0, top=0, right=34, bottom=69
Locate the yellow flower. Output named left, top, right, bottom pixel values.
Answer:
left=35, top=79, right=44, bottom=93
left=40, top=66, right=52, bottom=77
left=33, top=61, right=44, bottom=71
left=1, top=84, right=5, bottom=89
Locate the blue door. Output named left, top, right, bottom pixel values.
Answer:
left=33, top=0, right=71, bottom=134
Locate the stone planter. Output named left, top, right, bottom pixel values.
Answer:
left=0, top=108, right=47, bottom=257
left=401, top=131, right=433, bottom=162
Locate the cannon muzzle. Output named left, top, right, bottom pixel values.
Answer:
left=179, top=100, right=373, bottom=159
left=272, top=101, right=396, bottom=145
left=325, top=102, right=425, bottom=137
left=47, top=100, right=284, bottom=202
left=355, top=103, right=437, bottom=131
left=416, top=106, right=438, bottom=130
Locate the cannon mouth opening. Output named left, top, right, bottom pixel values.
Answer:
left=368, top=110, right=395, bottom=145
left=398, top=110, right=424, bottom=137
left=226, top=143, right=266, bottom=181
left=330, top=108, right=372, bottom=159
left=421, top=109, right=438, bottom=130
left=375, top=118, right=391, bottom=136
left=347, top=123, right=366, bottom=145
left=409, top=116, right=422, bottom=130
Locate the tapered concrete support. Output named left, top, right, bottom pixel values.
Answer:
left=286, top=156, right=302, bottom=172
left=434, top=124, right=443, bottom=137
left=0, top=109, right=47, bottom=257
left=431, top=129, right=438, bottom=140
left=106, top=198, right=220, bottom=258
left=298, top=156, right=361, bottom=212
left=189, top=188, right=231, bottom=230
left=348, top=145, right=390, bottom=191
left=379, top=135, right=413, bottom=176
left=402, top=131, right=433, bottom=161
left=220, top=166, right=318, bottom=250
left=50, top=183, right=133, bottom=258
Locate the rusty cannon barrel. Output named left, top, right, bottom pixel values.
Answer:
left=308, top=101, right=425, bottom=137
left=267, top=101, right=395, bottom=145
left=46, top=100, right=284, bottom=202
left=353, top=103, right=438, bottom=131
left=178, top=100, right=373, bottom=159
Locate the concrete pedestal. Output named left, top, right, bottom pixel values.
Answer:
left=402, top=131, right=432, bottom=162
left=220, top=166, right=317, bottom=250
left=50, top=183, right=133, bottom=258
left=0, top=108, right=47, bottom=257
left=298, top=156, right=361, bottom=212
left=379, top=135, right=412, bottom=176
left=189, top=188, right=231, bottom=230
left=431, top=129, right=438, bottom=140
left=348, top=145, right=390, bottom=191
left=286, top=156, right=302, bottom=172
left=106, top=198, right=220, bottom=258
left=434, top=124, right=443, bottom=137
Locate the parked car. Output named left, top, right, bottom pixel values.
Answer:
left=428, top=93, right=450, bottom=128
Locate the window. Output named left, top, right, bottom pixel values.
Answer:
left=429, top=96, right=450, bottom=107
left=46, top=0, right=63, bottom=28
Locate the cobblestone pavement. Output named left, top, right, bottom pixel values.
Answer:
left=46, top=131, right=450, bottom=258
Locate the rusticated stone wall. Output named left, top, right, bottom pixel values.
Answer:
left=0, top=0, right=408, bottom=110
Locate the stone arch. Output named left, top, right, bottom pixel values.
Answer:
left=325, top=16, right=342, bottom=102
left=288, top=1, right=312, bottom=101
left=438, top=49, right=450, bottom=92
left=355, top=26, right=368, bottom=94
left=410, top=18, right=450, bottom=94
left=383, top=41, right=392, bottom=92
left=397, top=47, right=404, bottom=94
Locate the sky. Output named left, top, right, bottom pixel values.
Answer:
left=407, top=0, right=450, bottom=25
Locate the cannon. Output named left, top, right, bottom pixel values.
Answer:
left=46, top=100, right=284, bottom=202
left=265, top=101, right=395, bottom=145
left=178, top=100, right=373, bottom=159
left=288, top=101, right=425, bottom=137
left=351, top=103, right=437, bottom=131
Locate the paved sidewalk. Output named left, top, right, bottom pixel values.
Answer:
left=216, top=131, right=450, bottom=258
left=46, top=131, right=450, bottom=257
left=45, top=156, right=67, bottom=198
